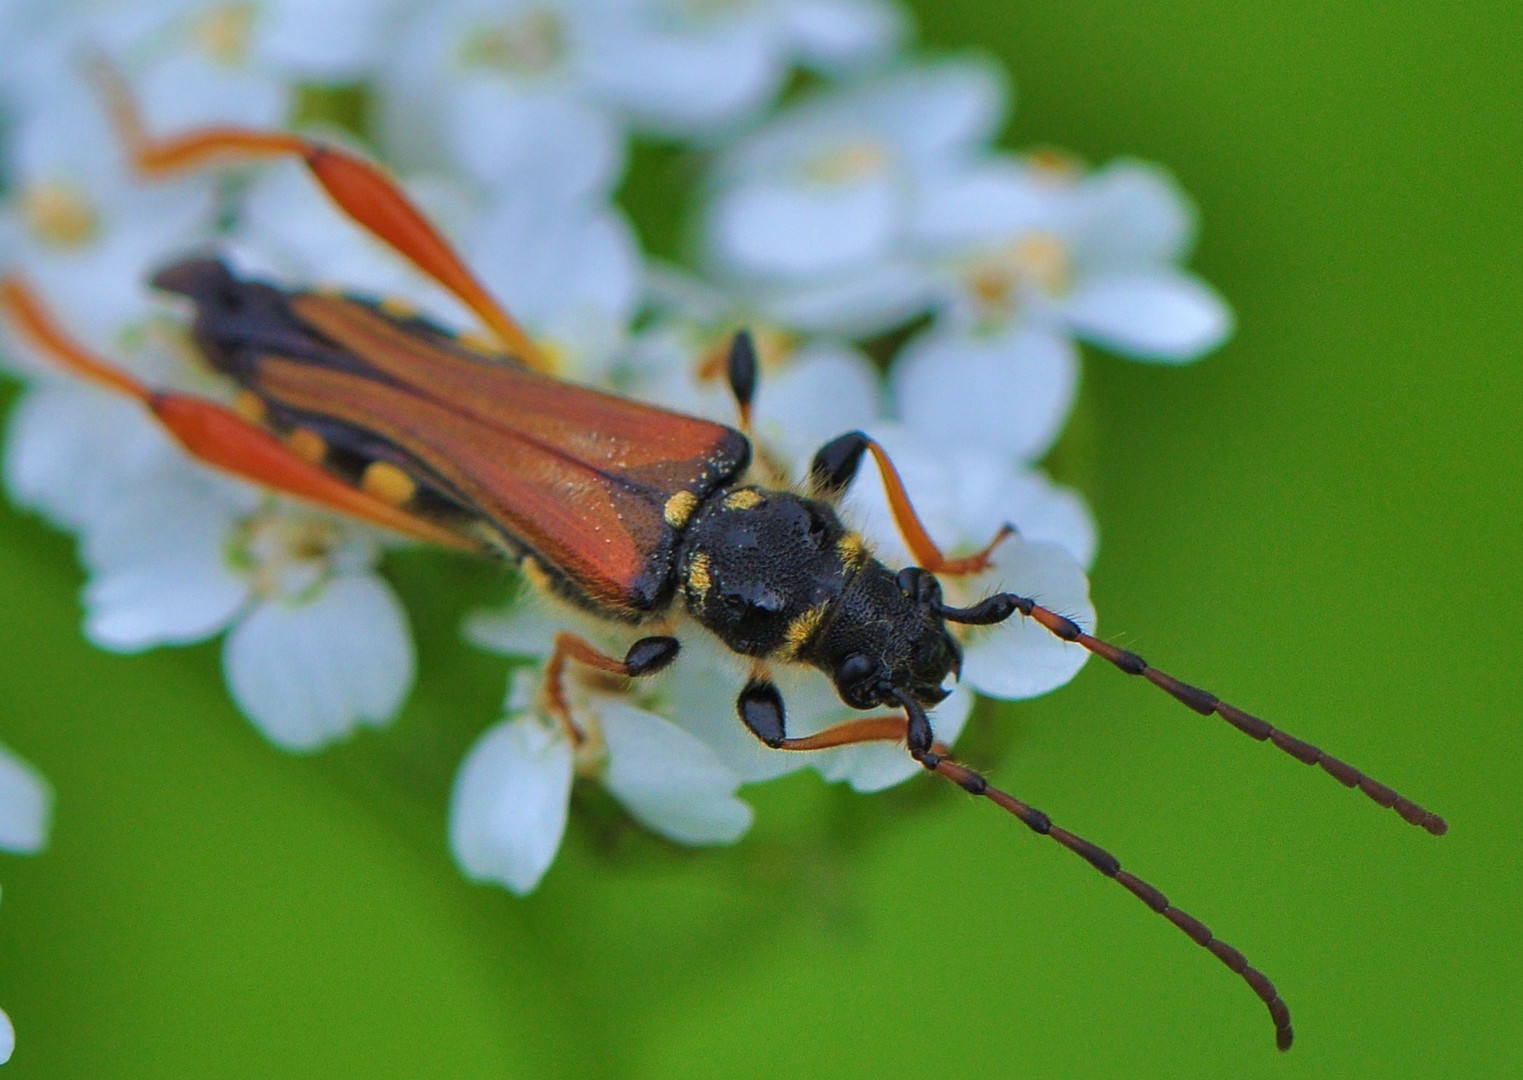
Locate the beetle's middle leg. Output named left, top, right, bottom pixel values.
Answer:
left=542, top=632, right=679, bottom=743
left=807, top=432, right=1013, bottom=576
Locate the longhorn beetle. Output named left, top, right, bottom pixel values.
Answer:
left=0, top=62, right=1446, bottom=1052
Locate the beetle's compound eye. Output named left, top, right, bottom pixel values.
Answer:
left=834, top=652, right=882, bottom=707
left=895, top=566, right=941, bottom=607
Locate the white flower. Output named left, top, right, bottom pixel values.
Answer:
left=911, top=155, right=1233, bottom=360
left=0, top=743, right=52, bottom=855
left=0, top=1003, right=12, bottom=1064
left=887, top=157, right=1231, bottom=458
left=702, top=59, right=1008, bottom=334
left=0, top=68, right=219, bottom=350
left=573, top=0, right=907, bottom=138
left=79, top=464, right=415, bottom=752
left=382, top=0, right=627, bottom=200
left=450, top=627, right=753, bottom=895
left=839, top=424, right=1096, bottom=699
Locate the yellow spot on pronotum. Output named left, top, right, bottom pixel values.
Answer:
left=233, top=390, right=267, bottom=424
left=379, top=296, right=418, bottom=320
left=836, top=532, right=867, bottom=568
left=778, top=606, right=826, bottom=660
left=519, top=555, right=553, bottom=593
left=663, top=490, right=700, bottom=529
left=724, top=489, right=764, bottom=511
left=361, top=461, right=417, bottom=505
left=286, top=427, right=327, bottom=464
left=686, top=552, right=712, bottom=599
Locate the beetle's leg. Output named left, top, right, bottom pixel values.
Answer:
left=937, top=591, right=1449, bottom=836
left=724, top=330, right=758, bottom=434
left=808, top=431, right=1011, bottom=576
left=543, top=632, right=679, bottom=744
left=89, top=57, right=549, bottom=371
left=0, top=276, right=477, bottom=550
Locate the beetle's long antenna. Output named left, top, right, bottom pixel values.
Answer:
left=897, top=697, right=1294, bottom=1050
left=937, top=594, right=1448, bottom=835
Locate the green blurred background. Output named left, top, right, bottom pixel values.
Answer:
left=1, top=2, right=1518, bottom=1076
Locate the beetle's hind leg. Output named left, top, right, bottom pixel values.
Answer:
left=87, top=54, right=549, bottom=371
left=0, top=275, right=477, bottom=550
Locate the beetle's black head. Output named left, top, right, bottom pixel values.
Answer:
left=806, top=562, right=962, bottom=711
left=678, top=486, right=961, bottom=710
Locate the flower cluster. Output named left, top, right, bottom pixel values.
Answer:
left=0, top=0, right=1231, bottom=933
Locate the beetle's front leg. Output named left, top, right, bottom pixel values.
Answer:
left=808, top=431, right=1013, bottom=576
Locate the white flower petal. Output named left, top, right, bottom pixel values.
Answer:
left=752, top=341, right=885, bottom=470
left=947, top=456, right=1098, bottom=569
left=759, top=259, right=937, bottom=335
left=1069, top=160, right=1197, bottom=269
left=709, top=175, right=898, bottom=279
left=960, top=540, right=1093, bottom=700
left=1061, top=272, right=1233, bottom=362
left=582, top=14, right=784, bottom=135
left=0, top=1006, right=12, bottom=1064
left=449, top=715, right=573, bottom=895
left=82, top=473, right=252, bottom=651
left=0, top=744, right=51, bottom=854
left=257, top=0, right=399, bottom=79
left=223, top=575, right=414, bottom=752
left=782, top=0, right=907, bottom=72
left=910, top=160, right=1055, bottom=248
left=892, top=324, right=1079, bottom=462
left=3, top=382, right=179, bottom=532
left=137, top=53, right=288, bottom=131
left=448, top=82, right=623, bottom=201
left=599, top=699, right=753, bottom=845
left=469, top=187, right=642, bottom=369
left=463, top=602, right=561, bottom=659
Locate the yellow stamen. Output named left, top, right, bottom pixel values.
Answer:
left=21, top=182, right=99, bottom=249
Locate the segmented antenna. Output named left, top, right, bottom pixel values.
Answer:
left=937, top=594, right=1448, bottom=836
left=893, top=693, right=1295, bottom=1050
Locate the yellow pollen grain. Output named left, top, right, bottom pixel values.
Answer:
left=519, top=555, right=553, bottom=593
left=779, top=606, right=826, bottom=660
left=192, top=2, right=256, bottom=66
left=686, top=552, right=712, bottom=599
left=379, top=296, right=419, bottom=320
left=663, top=490, right=700, bottom=529
left=21, top=182, right=99, bottom=249
left=806, top=140, right=891, bottom=185
left=361, top=461, right=417, bottom=505
left=836, top=532, right=867, bottom=568
left=233, top=391, right=267, bottom=424
left=724, top=489, right=764, bottom=511
left=286, top=427, right=327, bottom=464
